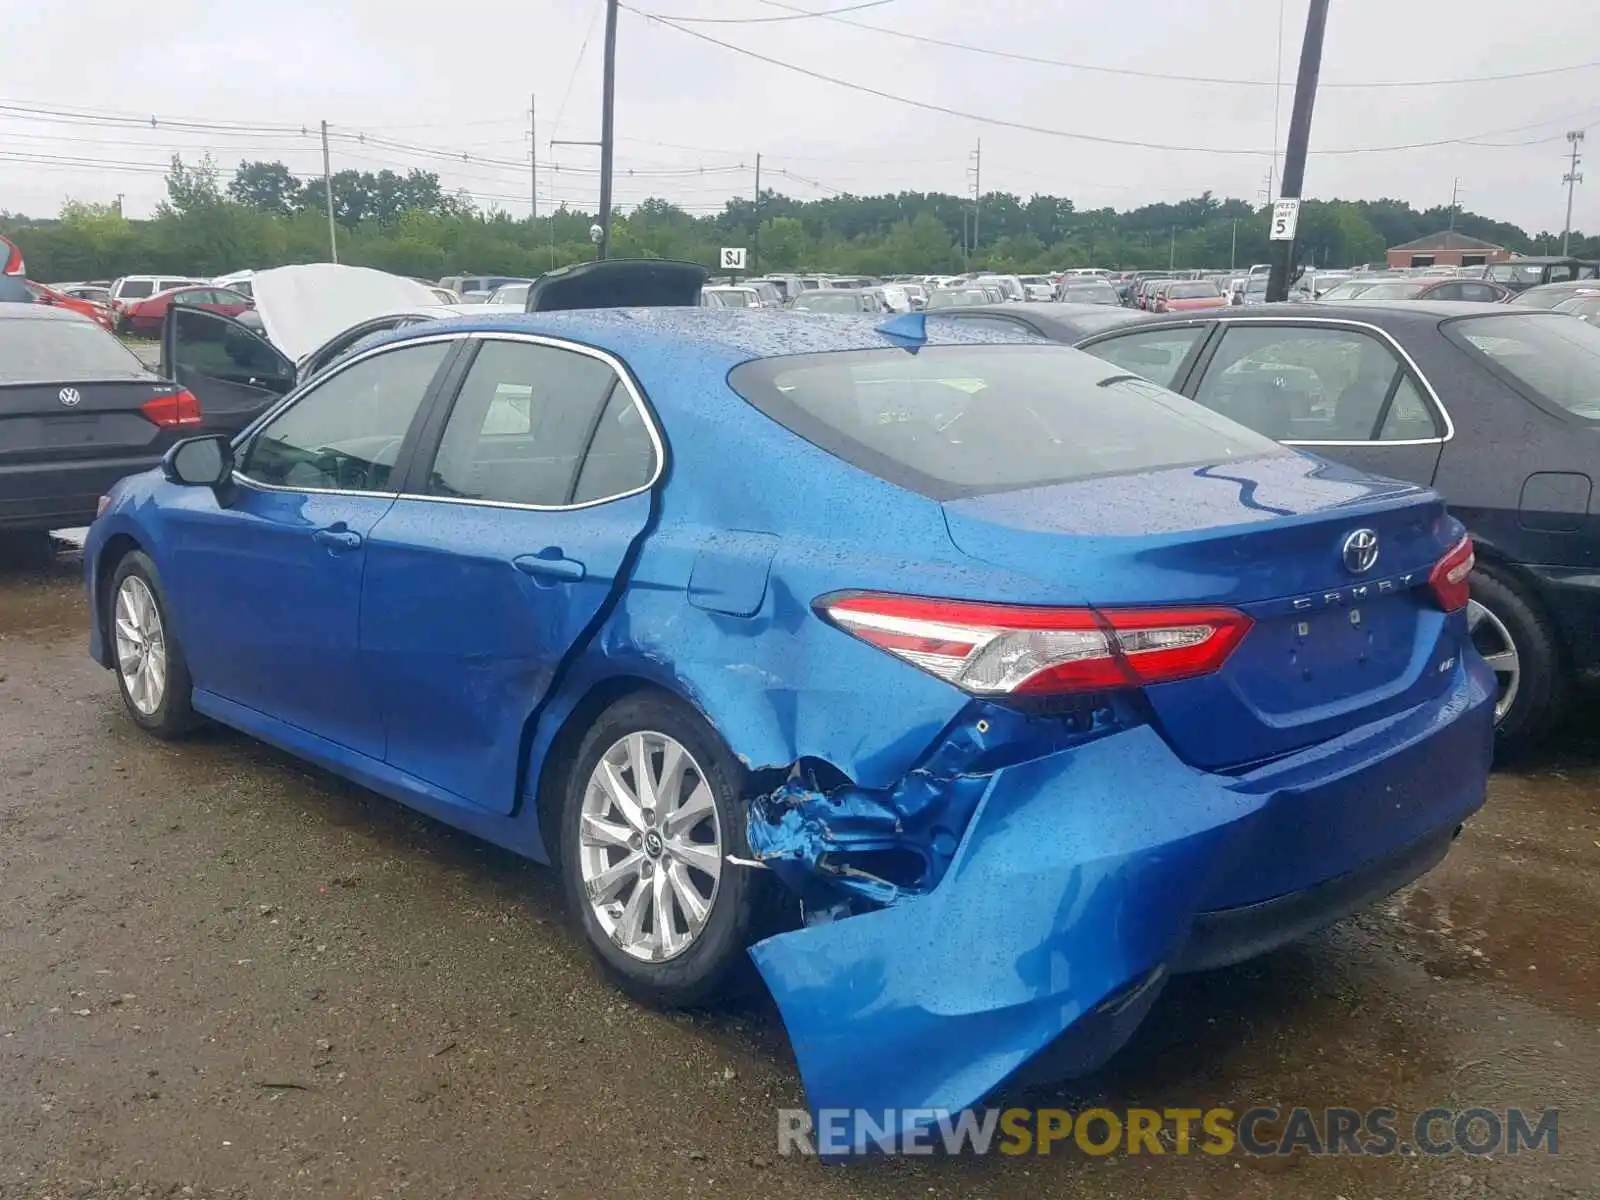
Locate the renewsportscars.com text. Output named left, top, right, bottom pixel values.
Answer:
left=778, top=1105, right=1559, bottom=1158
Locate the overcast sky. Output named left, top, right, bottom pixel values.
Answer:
left=2, top=0, right=1595, bottom=234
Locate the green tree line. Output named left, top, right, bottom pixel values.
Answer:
left=2, top=154, right=1593, bottom=283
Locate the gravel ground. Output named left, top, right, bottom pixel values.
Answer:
left=1, top=547, right=1596, bottom=1199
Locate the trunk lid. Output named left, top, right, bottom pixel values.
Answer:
left=0, top=380, right=179, bottom=466
left=942, top=453, right=1462, bottom=769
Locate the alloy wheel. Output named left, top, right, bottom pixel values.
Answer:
left=114, top=576, right=167, bottom=716
left=578, top=731, right=723, bottom=963
left=1467, top=598, right=1520, bottom=723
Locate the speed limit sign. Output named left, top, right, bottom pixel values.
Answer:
left=1269, top=198, right=1301, bottom=241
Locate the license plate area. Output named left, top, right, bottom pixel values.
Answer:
left=1241, top=598, right=1421, bottom=713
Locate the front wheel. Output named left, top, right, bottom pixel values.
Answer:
left=558, top=692, right=776, bottom=1008
left=108, top=551, right=198, bottom=739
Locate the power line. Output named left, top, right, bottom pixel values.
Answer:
left=628, top=7, right=1596, bottom=157
left=752, top=0, right=1600, bottom=90
left=624, top=7, right=1271, bottom=155
left=551, top=1, right=606, bottom=147
left=640, top=0, right=894, bottom=22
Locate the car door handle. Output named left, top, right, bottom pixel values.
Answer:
left=312, top=526, right=363, bottom=551
left=513, top=550, right=586, bottom=583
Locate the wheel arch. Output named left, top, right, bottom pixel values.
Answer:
left=529, top=672, right=709, bottom=868
left=92, top=532, right=146, bottom=667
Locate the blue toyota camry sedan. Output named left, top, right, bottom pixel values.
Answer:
left=84, top=306, right=1495, bottom=1139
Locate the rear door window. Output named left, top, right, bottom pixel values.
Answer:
left=118, top=280, right=154, bottom=300
left=1078, top=326, right=1207, bottom=389
left=423, top=339, right=627, bottom=506
left=1189, top=324, right=1434, bottom=442
left=728, top=344, right=1285, bottom=501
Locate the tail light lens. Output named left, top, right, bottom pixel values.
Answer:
left=1, top=234, right=22, bottom=277
left=817, top=593, right=1252, bottom=696
left=1429, top=536, right=1474, bottom=612
left=140, top=389, right=203, bottom=429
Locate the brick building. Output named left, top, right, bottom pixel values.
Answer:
left=1385, top=231, right=1510, bottom=269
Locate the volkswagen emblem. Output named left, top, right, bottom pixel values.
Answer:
left=1341, top=528, right=1380, bottom=575
left=58, top=387, right=81, bottom=408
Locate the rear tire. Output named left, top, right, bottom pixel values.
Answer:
left=107, top=551, right=199, bottom=739
left=557, top=691, right=778, bottom=1008
left=1468, top=565, right=1565, bottom=756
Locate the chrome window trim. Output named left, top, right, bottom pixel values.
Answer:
left=1102, top=314, right=1456, bottom=448
left=393, top=329, right=665, bottom=513
left=232, top=332, right=465, bottom=496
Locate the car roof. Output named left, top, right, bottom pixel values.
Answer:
left=1097, top=300, right=1545, bottom=330
left=0, top=302, right=90, bottom=322
left=387, top=306, right=1029, bottom=368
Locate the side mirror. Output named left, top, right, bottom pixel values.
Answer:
left=162, top=435, right=233, bottom=487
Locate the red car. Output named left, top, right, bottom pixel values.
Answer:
left=1155, top=280, right=1229, bottom=313
left=120, top=285, right=253, bottom=337
left=25, top=281, right=116, bottom=331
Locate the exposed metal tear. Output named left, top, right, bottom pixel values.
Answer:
left=746, top=701, right=1113, bottom=922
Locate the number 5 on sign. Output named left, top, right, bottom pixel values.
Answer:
left=720, top=246, right=747, bottom=271
left=1269, top=198, right=1300, bottom=241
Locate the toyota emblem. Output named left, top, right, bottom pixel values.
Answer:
left=58, top=387, right=82, bottom=408
left=1341, top=528, right=1380, bottom=575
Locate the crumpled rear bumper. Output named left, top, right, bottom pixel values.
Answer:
left=748, top=656, right=1494, bottom=1153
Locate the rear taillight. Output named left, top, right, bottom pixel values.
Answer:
left=140, top=389, right=203, bottom=428
left=817, top=593, right=1252, bottom=696
left=1, top=235, right=22, bottom=277
left=1429, top=536, right=1474, bottom=612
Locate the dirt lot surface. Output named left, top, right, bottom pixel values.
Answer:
left=2, top=547, right=1596, bottom=1199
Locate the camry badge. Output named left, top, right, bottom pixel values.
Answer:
left=1341, top=528, right=1379, bottom=575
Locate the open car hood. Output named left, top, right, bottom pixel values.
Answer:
left=251, top=264, right=439, bottom=361
left=524, top=259, right=707, bottom=311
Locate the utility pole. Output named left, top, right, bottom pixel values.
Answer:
left=752, top=152, right=762, bottom=275
left=320, top=120, right=338, bottom=264
left=1266, top=0, right=1330, bottom=303
left=1168, top=225, right=1176, bottom=271
left=114, top=193, right=124, bottom=217
left=596, top=0, right=620, bottom=260
left=529, top=94, right=538, bottom=224
left=1563, top=130, right=1585, bottom=256
left=967, top=139, right=982, bottom=258
left=1448, top=177, right=1461, bottom=231
left=1230, top=218, right=1238, bottom=270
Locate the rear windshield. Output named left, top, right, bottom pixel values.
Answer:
left=1354, top=281, right=1427, bottom=299
left=117, top=280, right=154, bottom=300
left=1063, top=284, right=1119, bottom=302
left=0, top=316, right=150, bottom=383
left=796, top=292, right=866, bottom=313
left=1169, top=282, right=1219, bottom=299
left=925, top=289, right=990, bottom=308
left=1511, top=286, right=1593, bottom=310
left=1487, top=263, right=1550, bottom=286
left=728, top=344, right=1285, bottom=500
left=1448, top=314, right=1600, bottom=421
